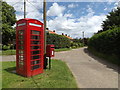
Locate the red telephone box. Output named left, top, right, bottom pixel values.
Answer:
left=16, top=18, right=44, bottom=77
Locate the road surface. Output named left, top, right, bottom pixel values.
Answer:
left=52, top=47, right=119, bottom=88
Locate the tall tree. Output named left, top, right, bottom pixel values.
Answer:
left=2, top=1, right=16, bottom=45
left=102, top=7, right=120, bottom=31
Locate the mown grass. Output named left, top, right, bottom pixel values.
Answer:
left=2, top=60, right=78, bottom=88
left=55, top=48, right=71, bottom=52
left=0, top=50, right=16, bottom=55
left=1, top=47, right=83, bottom=55
left=1, top=48, right=70, bottom=55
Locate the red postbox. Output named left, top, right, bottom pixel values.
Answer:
left=46, top=45, right=55, bottom=57
left=16, top=18, right=44, bottom=77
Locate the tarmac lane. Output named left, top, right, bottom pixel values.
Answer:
left=52, top=47, right=119, bottom=89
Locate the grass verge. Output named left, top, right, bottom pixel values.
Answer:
left=88, top=48, right=120, bottom=65
left=55, top=48, right=71, bottom=52
left=1, top=47, right=83, bottom=55
left=2, top=60, right=78, bottom=88
left=0, top=50, right=16, bottom=55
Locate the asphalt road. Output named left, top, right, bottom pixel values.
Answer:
left=52, top=47, right=120, bottom=88
left=1, top=47, right=120, bottom=88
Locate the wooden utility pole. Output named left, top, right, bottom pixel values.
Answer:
left=82, top=31, right=84, bottom=46
left=43, top=0, right=46, bottom=54
left=24, top=0, right=26, bottom=18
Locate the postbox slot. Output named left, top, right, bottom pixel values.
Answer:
left=32, top=55, right=40, bottom=60
left=32, top=51, right=40, bottom=55
left=51, top=47, right=54, bottom=48
left=32, top=65, right=40, bottom=70
left=31, top=30, right=40, bottom=35
left=31, top=46, right=40, bottom=50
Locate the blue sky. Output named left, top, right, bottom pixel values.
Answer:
left=5, top=0, right=120, bottom=38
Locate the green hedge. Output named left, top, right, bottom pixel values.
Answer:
left=88, top=27, right=120, bottom=64
left=47, top=34, right=71, bottom=49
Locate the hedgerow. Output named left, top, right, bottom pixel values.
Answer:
left=47, top=34, right=71, bottom=49
left=88, top=27, right=120, bottom=64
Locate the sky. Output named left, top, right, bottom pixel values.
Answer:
left=4, top=0, right=120, bottom=38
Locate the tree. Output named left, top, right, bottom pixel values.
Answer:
left=100, top=7, right=120, bottom=32
left=2, top=1, right=16, bottom=26
left=2, top=1, right=16, bottom=46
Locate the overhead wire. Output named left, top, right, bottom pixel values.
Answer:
left=26, top=0, right=54, bottom=20
left=12, top=0, right=22, bottom=6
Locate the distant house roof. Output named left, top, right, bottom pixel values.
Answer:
left=46, top=28, right=73, bottom=40
left=47, top=30, right=57, bottom=34
left=64, top=35, right=73, bottom=40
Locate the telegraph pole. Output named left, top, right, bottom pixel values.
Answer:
left=43, top=0, right=47, bottom=69
left=82, top=31, right=84, bottom=46
left=24, top=0, right=26, bottom=18
left=43, top=0, right=46, bottom=54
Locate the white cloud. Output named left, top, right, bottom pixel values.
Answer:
left=47, top=11, right=106, bottom=38
left=86, top=6, right=95, bottom=16
left=113, top=1, right=120, bottom=10
left=4, top=1, right=107, bottom=38
left=47, top=3, right=65, bottom=16
left=104, top=7, right=108, bottom=11
left=4, top=0, right=43, bottom=20
left=68, top=3, right=78, bottom=8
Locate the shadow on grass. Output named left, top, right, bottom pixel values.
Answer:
left=4, top=67, right=17, bottom=75
left=83, top=47, right=120, bottom=74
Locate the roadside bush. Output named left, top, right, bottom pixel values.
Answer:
left=47, top=34, right=71, bottom=49
left=88, top=27, right=120, bottom=64
left=71, top=42, right=84, bottom=48
left=2, top=45, right=10, bottom=50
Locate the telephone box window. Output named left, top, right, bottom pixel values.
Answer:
left=31, top=36, right=40, bottom=40
left=19, top=41, right=24, bottom=45
left=32, top=51, right=40, bottom=55
left=18, top=30, right=24, bottom=35
left=19, top=61, right=24, bottom=65
left=31, top=41, right=40, bottom=45
left=18, top=35, right=24, bottom=39
left=32, top=65, right=40, bottom=70
left=32, top=55, right=40, bottom=60
left=19, top=55, right=24, bottom=60
left=31, top=46, right=40, bottom=49
left=31, top=31, right=40, bottom=35
left=31, top=60, right=40, bottom=65
left=19, top=50, right=24, bottom=54
left=19, top=46, right=24, bottom=49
